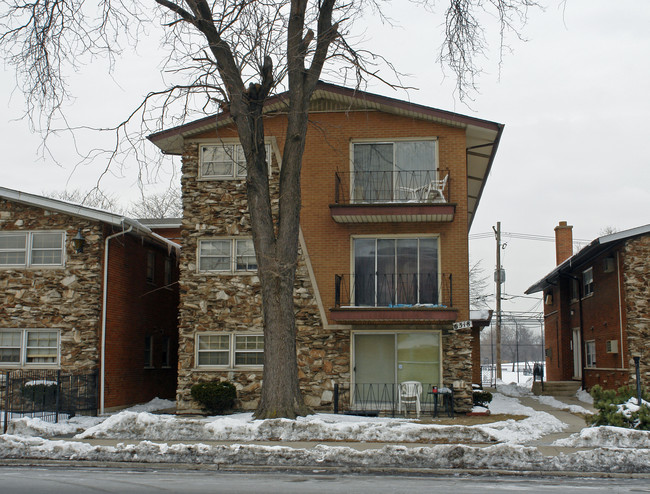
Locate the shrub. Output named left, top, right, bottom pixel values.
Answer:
left=473, top=390, right=493, bottom=408
left=587, top=384, right=650, bottom=430
left=190, top=381, right=237, bottom=415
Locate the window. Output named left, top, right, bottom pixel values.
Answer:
left=234, top=335, right=264, bottom=365
left=161, top=337, right=171, bottom=368
left=0, top=231, right=64, bottom=268
left=164, top=257, right=173, bottom=286
left=352, top=140, right=437, bottom=202
left=198, top=238, right=257, bottom=273
left=583, top=267, right=594, bottom=297
left=0, top=329, right=60, bottom=366
left=353, top=237, right=438, bottom=306
left=200, top=143, right=271, bottom=179
left=585, top=340, right=596, bottom=368
left=570, top=278, right=580, bottom=301
left=146, top=251, right=156, bottom=283
left=144, top=335, right=154, bottom=368
left=196, top=333, right=264, bottom=367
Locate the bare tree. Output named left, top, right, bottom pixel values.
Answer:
left=1, top=0, right=537, bottom=418
left=127, top=187, right=182, bottom=219
left=469, top=258, right=490, bottom=309
left=45, top=189, right=124, bottom=213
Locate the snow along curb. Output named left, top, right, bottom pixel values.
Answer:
left=1, top=436, right=650, bottom=474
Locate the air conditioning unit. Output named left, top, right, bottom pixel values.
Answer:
left=606, top=340, right=619, bottom=354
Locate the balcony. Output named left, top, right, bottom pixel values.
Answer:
left=330, top=169, right=455, bottom=223
left=330, top=272, right=458, bottom=324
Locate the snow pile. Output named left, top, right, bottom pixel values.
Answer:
left=2, top=434, right=650, bottom=473
left=76, top=411, right=498, bottom=444
left=576, top=388, right=594, bottom=404
left=5, top=397, right=175, bottom=437
left=616, top=397, right=650, bottom=419
left=496, top=382, right=533, bottom=397
left=478, top=393, right=567, bottom=444
left=532, top=395, right=593, bottom=415
left=554, top=426, right=650, bottom=448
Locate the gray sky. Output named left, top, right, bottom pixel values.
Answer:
left=1, top=0, right=649, bottom=315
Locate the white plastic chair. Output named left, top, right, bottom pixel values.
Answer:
left=398, top=381, right=422, bottom=418
left=425, top=174, right=448, bottom=203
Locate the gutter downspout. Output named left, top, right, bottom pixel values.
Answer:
left=100, top=224, right=133, bottom=414
left=616, top=251, right=625, bottom=369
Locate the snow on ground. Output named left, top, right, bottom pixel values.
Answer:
left=554, top=426, right=650, bottom=448
left=533, top=395, right=593, bottom=415
left=3, top=396, right=650, bottom=473
left=576, top=388, right=594, bottom=404
left=496, top=380, right=593, bottom=415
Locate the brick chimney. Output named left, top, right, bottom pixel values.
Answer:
left=554, top=221, right=573, bottom=265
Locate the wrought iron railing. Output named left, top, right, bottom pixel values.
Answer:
left=333, top=382, right=454, bottom=417
left=334, top=272, right=452, bottom=308
left=334, top=169, right=450, bottom=205
left=1, top=369, right=98, bottom=432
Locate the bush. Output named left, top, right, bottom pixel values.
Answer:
left=190, top=381, right=237, bottom=415
left=473, top=390, right=493, bottom=408
left=587, top=384, right=650, bottom=430
left=21, top=381, right=59, bottom=410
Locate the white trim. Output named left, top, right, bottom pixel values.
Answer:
left=0, top=328, right=61, bottom=368
left=194, top=332, right=264, bottom=370
left=196, top=237, right=257, bottom=274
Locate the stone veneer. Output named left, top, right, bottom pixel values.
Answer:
left=623, top=235, right=650, bottom=387
left=0, top=200, right=103, bottom=373
left=176, top=143, right=349, bottom=411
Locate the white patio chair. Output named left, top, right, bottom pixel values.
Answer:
left=425, top=174, right=448, bottom=203
left=398, top=381, right=422, bottom=418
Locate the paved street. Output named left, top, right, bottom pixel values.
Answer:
left=1, top=467, right=649, bottom=494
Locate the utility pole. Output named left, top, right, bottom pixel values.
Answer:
left=493, top=222, right=502, bottom=380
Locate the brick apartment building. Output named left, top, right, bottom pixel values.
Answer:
left=0, top=187, right=180, bottom=411
left=149, top=82, right=503, bottom=413
left=526, top=221, right=650, bottom=391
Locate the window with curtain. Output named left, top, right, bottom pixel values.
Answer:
left=352, top=141, right=436, bottom=202
left=353, top=237, right=438, bottom=307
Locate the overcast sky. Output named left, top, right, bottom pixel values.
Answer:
left=1, top=1, right=648, bottom=317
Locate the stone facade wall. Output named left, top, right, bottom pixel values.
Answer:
left=0, top=200, right=103, bottom=373
left=176, top=141, right=349, bottom=411
left=442, top=327, right=473, bottom=411
left=623, top=235, right=650, bottom=388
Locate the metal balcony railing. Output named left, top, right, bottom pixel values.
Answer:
left=334, top=169, right=450, bottom=205
left=334, top=272, right=452, bottom=308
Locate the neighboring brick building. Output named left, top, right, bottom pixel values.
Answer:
left=0, top=187, right=180, bottom=411
left=149, top=82, right=503, bottom=413
left=526, top=222, right=650, bottom=391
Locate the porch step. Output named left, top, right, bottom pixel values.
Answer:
left=532, top=381, right=581, bottom=397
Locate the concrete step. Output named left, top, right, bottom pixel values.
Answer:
left=532, top=381, right=582, bottom=396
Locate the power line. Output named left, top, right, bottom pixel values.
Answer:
left=469, top=231, right=590, bottom=243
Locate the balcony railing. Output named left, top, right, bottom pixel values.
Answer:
left=334, top=169, right=450, bottom=205
left=334, top=272, right=452, bottom=308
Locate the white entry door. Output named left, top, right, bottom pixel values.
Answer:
left=572, top=328, right=582, bottom=380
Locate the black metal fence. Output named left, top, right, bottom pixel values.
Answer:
left=334, top=169, right=451, bottom=204
left=1, top=369, right=98, bottom=433
left=333, top=382, right=454, bottom=418
left=334, top=273, right=453, bottom=308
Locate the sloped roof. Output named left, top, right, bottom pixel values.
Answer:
left=525, top=223, right=650, bottom=294
left=0, top=186, right=179, bottom=253
left=148, top=82, right=503, bottom=229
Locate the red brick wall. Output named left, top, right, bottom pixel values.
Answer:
left=194, top=110, right=471, bottom=323
left=103, top=228, right=179, bottom=408
left=543, top=245, right=629, bottom=390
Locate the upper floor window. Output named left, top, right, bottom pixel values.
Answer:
left=164, top=257, right=173, bottom=286
left=583, top=267, right=594, bottom=297
left=570, top=278, right=580, bottom=301
left=198, top=238, right=257, bottom=273
left=146, top=251, right=156, bottom=283
left=353, top=236, right=438, bottom=307
left=0, top=231, right=64, bottom=268
left=199, top=143, right=271, bottom=179
left=144, top=335, right=154, bottom=368
left=0, top=329, right=60, bottom=366
left=352, top=140, right=437, bottom=202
